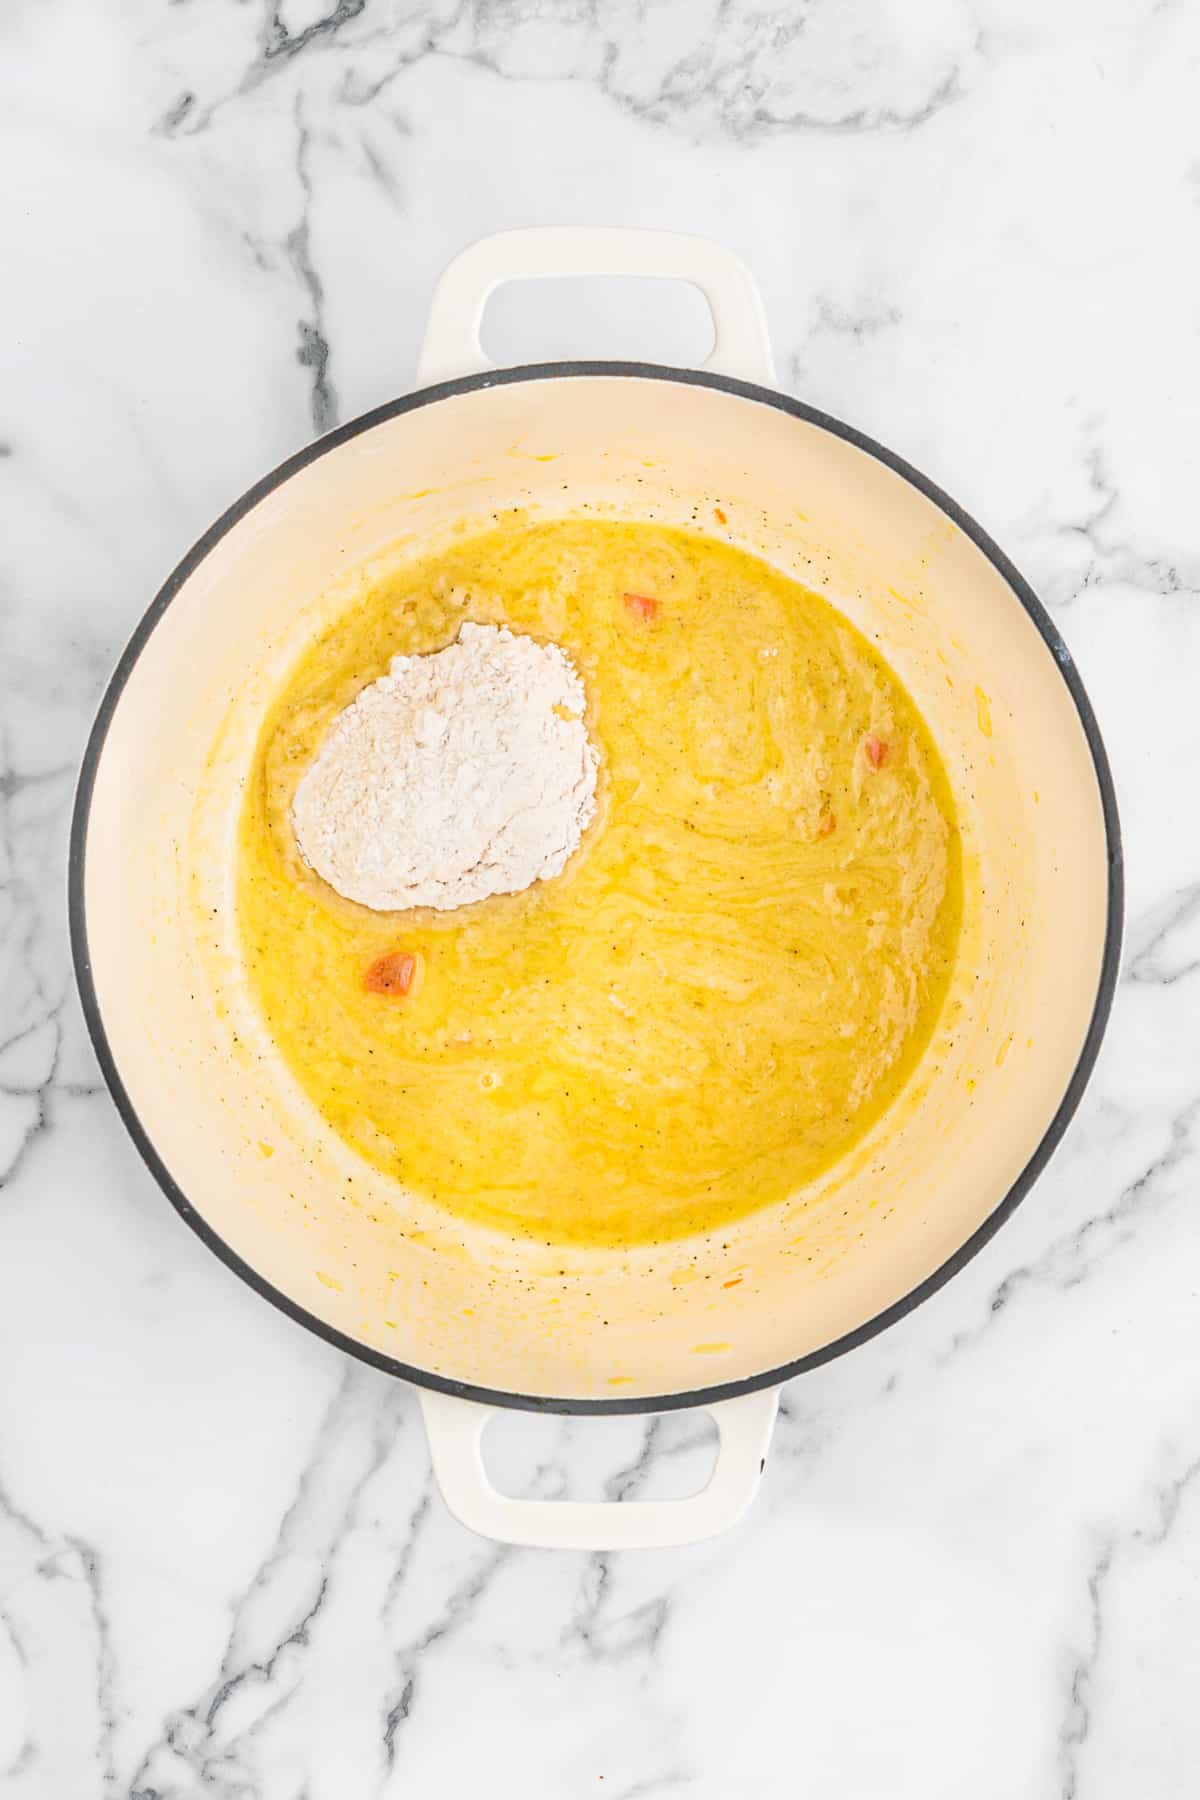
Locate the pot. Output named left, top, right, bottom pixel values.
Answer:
left=70, top=228, right=1121, bottom=1549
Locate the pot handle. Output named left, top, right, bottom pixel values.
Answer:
left=416, top=226, right=776, bottom=388
left=418, top=1384, right=779, bottom=1550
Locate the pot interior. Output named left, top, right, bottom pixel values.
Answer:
left=78, top=372, right=1114, bottom=1404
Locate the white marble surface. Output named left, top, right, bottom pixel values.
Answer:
left=2, top=0, right=1199, bottom=1792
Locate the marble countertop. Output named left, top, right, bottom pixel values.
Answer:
left=3, top=1, right=1199, bottom=1794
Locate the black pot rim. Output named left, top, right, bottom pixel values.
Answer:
left=68, top=360, right=1124, bottom=1416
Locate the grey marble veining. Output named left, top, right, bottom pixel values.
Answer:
left=2, top=0, right=1199, bottom=1793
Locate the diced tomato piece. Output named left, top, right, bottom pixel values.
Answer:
left=364, top=950, right=420, bottom=996
left=864, top=734, right=889, bottom=769
left=622, top=592, right=659, bottom=621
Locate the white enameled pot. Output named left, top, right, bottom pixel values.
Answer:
left=70, top=229, right=1121, bottom=1549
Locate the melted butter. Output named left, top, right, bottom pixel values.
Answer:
left=237, top=519, right=962, bottom=1247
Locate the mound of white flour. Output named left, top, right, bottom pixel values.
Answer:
left=291, top=622, right=598, bottom=912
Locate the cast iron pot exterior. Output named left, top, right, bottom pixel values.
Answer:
left=70, top=358, right=1123, bottom=1415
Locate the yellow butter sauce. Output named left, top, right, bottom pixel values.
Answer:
left=238, top=519, right=961, bottom=1247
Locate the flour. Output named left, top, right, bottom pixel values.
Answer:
left=291, top=622, right=598, bottom=912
